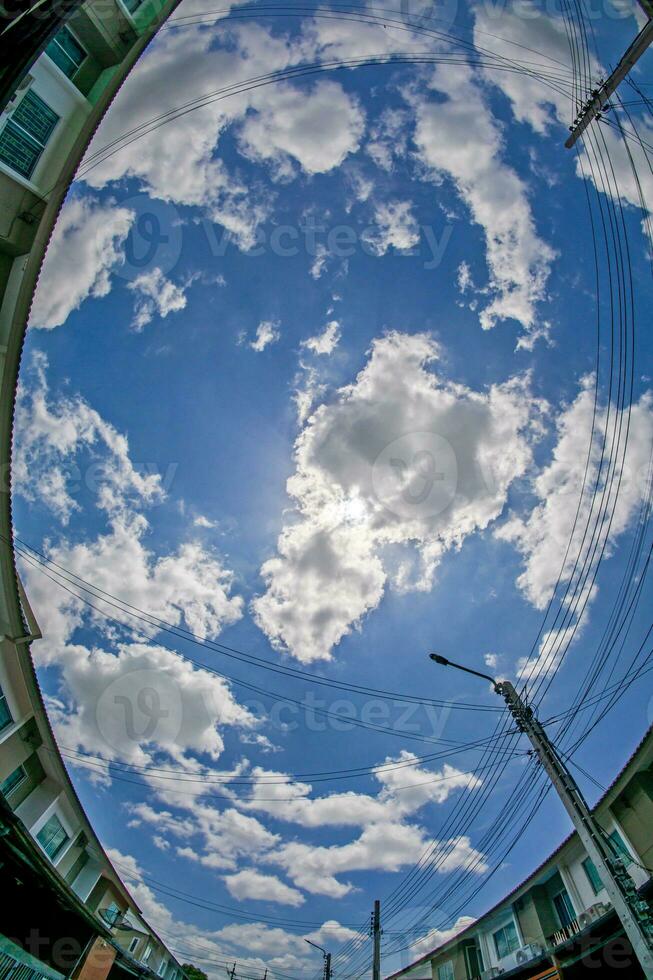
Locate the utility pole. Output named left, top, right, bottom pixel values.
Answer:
left=305, top=939, right=332, bottom=980
left=227, top=964, right=236, bottom=980
left=372, top=899, right=381, bottom=980
left=565, top=10, right=653, bottom=148
left=429, top=654, right=653, bottom=979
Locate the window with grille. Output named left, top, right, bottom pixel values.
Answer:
left=46, top=25, right=86, bottom=79
left=36, top=812, right=70, bottom=860
left=0, top=90, right=59, bottom=179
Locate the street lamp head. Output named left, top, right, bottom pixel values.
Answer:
left=429, top=653, right=450, bottom=666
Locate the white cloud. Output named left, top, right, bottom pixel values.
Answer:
left=266, top=826, right=486, bottom=898
left=367, top=107, right=411, bottom=172
left=457, top=261, right=473, bottom=295
left=250, top=319, right=281, bottom=352
left=301, top=320, right=341, bottom=355
left=498, top=378, right=653, bottom=608
left=363, top=200, right=420, bottom=255
left=81, top=22, right=364, bottom=247
left=237, top=754, right=480, bottom=829
left=238, top=80, right=365, bottom=178
left=44, top=640, right=254, bottom=771
left=224, top=869, right=305, bottom=906
left=497, top=378, right=653, bottom=678
left=104, top=849, right=324, bottom=977
left=193, top=515, right=217, bottom=528
left=128, top=267, right=188, bottom=330
left=14, top=352, right=163, bottom=524
left=409, top=915, right=477, bottom=958
left=413, top=65, right=556, bottom=345
left=253, top=331, right=544, bottom=662
left=29, top=196, right=134, bottom=329
left=131, top=800, right=278, bottom=872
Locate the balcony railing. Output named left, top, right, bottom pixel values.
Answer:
left=0, top=950, right=60, bottom=980
left=547, top=918, right=583, bottom=947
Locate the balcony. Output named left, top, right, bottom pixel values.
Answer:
left=546, top=902, right=612, bottom=949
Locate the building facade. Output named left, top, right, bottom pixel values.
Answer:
left=387, top=729, right=653, bottom=980
left=0, top=0, right=185, bottom=978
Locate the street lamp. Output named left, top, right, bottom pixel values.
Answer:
left=429, top=652, right=498, bottom=689
left=428, top=652, right=653, bottom=977
left=304, top=940, right=332, bottom=980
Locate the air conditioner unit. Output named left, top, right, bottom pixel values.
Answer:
left=578, top=903, right=609, bottom=928
left=515, top=944, right=543, bottom=964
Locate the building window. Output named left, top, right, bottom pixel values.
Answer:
left=157, top=960, right=167, bottom=976
left=1, top=763, right=27, bottom=796
left=493, top=921, right=520, bottom=959
left=437, top=962, right=454, bottom=980
left=609, top=829, right=633, bottom=866
left=45, top=25, right=86, bottom=79
left=102, top=901, right=121, bottom=926
left=129, top=938, right=140, bottom=954
left=553, top=889, right=576, bottom=929
left=143, top=946, right=152, bottom=963
left=36, top=812, right=70, bottom=861
left=0, top=90, right=59, bottom=179
left=122, top=0, right=145, bottom=12
left=0, top=684, right=14, bottom=731
left=464, top=942, right=484, bottom=978
left=583, top=857, right=603, bottom=895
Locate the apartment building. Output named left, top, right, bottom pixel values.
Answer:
left=387, top=728, right=653, bottom=980
left=0, top=0, right=185, bottom=978
left=0, top=583, right=186, bottom=980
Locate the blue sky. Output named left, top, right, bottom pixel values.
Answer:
left=13, top=1, right=653, bottom=976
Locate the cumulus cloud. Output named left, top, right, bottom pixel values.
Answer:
left=224, top=869, right=305, bottom=906
left=362, top=200, right=420, bottom=255
left=409, top=915, right=477, bottom=958
left=237, top=80, right=365, bottom=178
left=266, top=825, right=487, bottom=898
left=105, top=848, right=331, bottom=976
left=29, top=196, right=133, bottom=329
left=250, top=319, right=281, bottom=351
left=413, top=65, right=556, bottom=345
left=14, top=352, right=163, bottom=523
left=253, top=331, right=544, bottom=662
left=497, top=378, right=653, bottom=678
left=15, top=356, right=250, bottom=774
left=301, top=320, right=341, bottom=356
left=46, top=640, right=255, bottom=770
left=128, top=267, right=189, bottom=330
left=81, top=22, right=364, bottom=247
